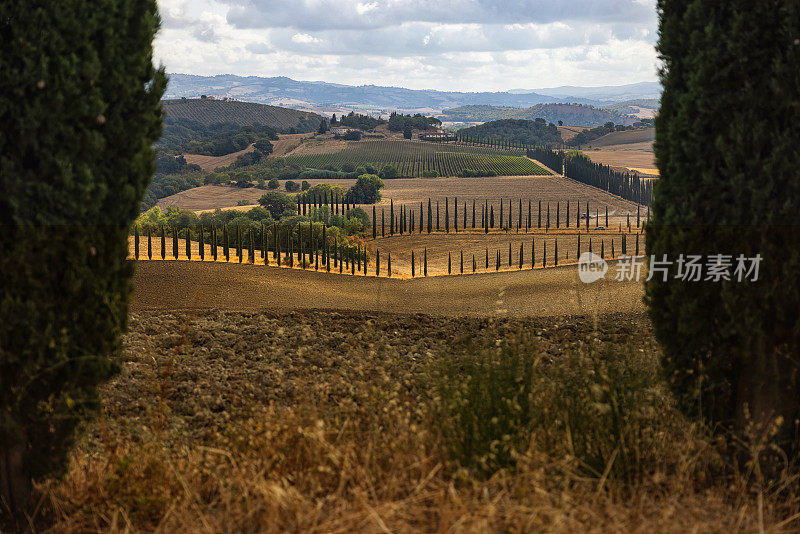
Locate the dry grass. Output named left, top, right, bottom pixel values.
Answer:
left=584, top=142, right=657, bottom=173
left=35, top=311, right=800, bottom=532
left=183, top=144, right=256, bottom=172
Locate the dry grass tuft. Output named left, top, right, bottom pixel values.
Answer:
left=35, top=311, right=800, bottom=532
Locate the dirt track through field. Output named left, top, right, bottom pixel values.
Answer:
left=131, top=260, right=645, bottom=318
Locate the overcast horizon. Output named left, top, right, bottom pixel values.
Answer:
left=155, top=0, right=660, bottom=93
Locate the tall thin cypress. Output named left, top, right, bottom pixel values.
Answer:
left=390, top=200, right=394, bottom=236
left=212, top=226, right=217, bottom=261
left=542, top=240, right=546, bottom=267
left=436, top=201, right=440, bottom=231
left=387, top=252, right=391, bottom=277
left=160, top=226, right=165, bottom=260
left=427, top=198, right=432, bottom=233
left=519, top=243, right=523, bottom=269
left=185, top=227, right=191, bottom=260
left=134, top=225, right=139, bottom=260
left=424, top=248, right=427, bottom=276
left=448, top=252, right=451, bottom=275
left=147, top=227, right=152, bottom=259
left=472, top=254, right=476, bottom=273
left=173, top=227, right=179, bottom=260
left=460, top=250, right=464, bottom=274
left=531, top=238, right=535, bottom=269
left=382, top=208, right=385, bottom=237
left=373, top=206, right=377, bottom=239
left=496, top=250, right=500, bottom=271
left=555, top=238, right=558, bottom=266
left=518, top=199, right=522, bottom=232
left=605, top=206, right=609, bottom=227
left=445, top=198, right=449, bottom=233
left=199, top=226, right=204, bottom=260
left=249, top=228, right=254, bottom=263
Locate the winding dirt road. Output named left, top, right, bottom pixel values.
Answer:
left=132, top=260, right=645, bottom=318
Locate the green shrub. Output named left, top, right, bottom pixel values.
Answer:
left=267, top=178, right=279, bottom=190
left=424, top=335, right=676, bottom=481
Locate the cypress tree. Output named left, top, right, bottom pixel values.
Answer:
left=635, top=234, right=639, bottom=256
left=585, top=203, right=590, bottom=230
left=0, top=0, right=166, bottom=508
left=472, top=199, right=476, bottom=228
left=508, top=242, right=512, bottom=266
left=212, top=226, right=218, bottom=262
left=134, top=225, right=140, bottom=259
left=611, top=239, right=615, bottom=258
left=420, top=202, right=424, bottom=233
left=376, top=248, right=381, bottom=276
left=460, top=250, right=464, bottom=274
left=531, top=238, right=535, bottom=269
left=637, top=204, right=641, bottom=228
left=490, top=206, right=494, bottom=229
left=199, top=226, right=205, bottom=261
left=249, top=228, right=254, bottom=263
left=589, top=237, right=592, bottom=254
left=424, top=248, right=428, bottom=276
left=600, top=240, right=604, bottom=259
left=472, top=254, right=476, bottom=273
left=538, top=200, right=542, bottom=228
left=556, top=202, right=560, bottom=229
left=382, top=208, right=385, bottom=237
left=236, top=225, right=242, bottom=263
left=260, top=223, right=265, bottom=260
left=605, top=206, right=609, bottom=227
left=496, top=250, right=500, bottom=271
left=373, top=206, right=377, bottom=239
left=595, top=208, right=599, bottom=228
left=519, top=243, right=523, bottom=269
left=448, top=252, right=451, bottom=274
left=427, top=198, right=432, bottom=233
left=542, top=240, right=546, bottom=267
left=315, top=238, right=319, bottom=270
left=147, top=226, right=152, bottom=259
left=186, top=227, right=191, bottom=260
left=445, top=198, right=449, bottom=233
left=554, top=238, right=558, bottom=266
left=485, top=248, right=489, bottom=269
left=174, top=227, right=179, bottom=260
left=410, top=250, right=413, bottom=277
left=577, top=233, right=581, bottom=257
left=161, top=226, right=166, bottom=260
left=627, top=213, right=631, bottom=230
left=518, top=199, right=522, bottom=232
left=499, top=198, right=503, bottom=228
left=390, top=200, right=394, bottom=236
left=357, top=243, right=361, bottom=271
left=387, top=252, right=391, bottom=277
left=436, top=201, right=440, bottom=231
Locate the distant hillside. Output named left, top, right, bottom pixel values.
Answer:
left=518, top=82, right=662, bottom=102
left=162, top=98, right=322, bottom=132
left=601, top=99, right=660, bottom=119
left=458, top=119, right=561, bottom=147
left=440, top=104, right=636, bottom=127
left=582, top=128, right=655, bottom=147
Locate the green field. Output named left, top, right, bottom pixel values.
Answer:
left=283, top=140, right=550, bottom=177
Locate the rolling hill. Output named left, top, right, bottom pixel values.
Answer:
left=440, top=104, right=636, bottom=127
left=162, top=98, right=322, bottom=132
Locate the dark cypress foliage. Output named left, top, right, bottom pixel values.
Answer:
left=496, top=250, right=500, bottom=271
left=635, top=234, right=639, bottom=256
left=436, top=201, right=440, bottom=231
left=357, top=243, right=361, bottom=271
left=410, top=250, right=413, bottom=277
left=377, top=248, right=381, bottom=276
left=460, top=250, right=464, bottom=274
left=390, top=200, right=394, bottom=236
left=577, top=233, right=581, bottom=257
left=472, top=199, right=476, bottom=228
left=627, top=213, right=631, bottom=230
left=546, top=202, right=550, bottom=229
left=249, top=228, right=254, bottom=263
left=387, top=252, right=391, bottom=277
left=538, top=200, right=542, bottom=228
left=611, top=239, right=615, bottom=258
left=637, top=204, right=640, bottom=228
left=427, top=198, right=432, bottom=233
left=382, top=208, right=385, bottom=237
left=472, top=254, right=476, bottom=273
left=212, top=226, right=218, bottom=261
left=147, top=226, right=152, bottom=260
left=448, top=252, right=451, bottom=275
left=199, top=226, right=205, bottom=261
left=585, top=203, right=590, bottom=230
left=499, top=198, right=503, bottom=228
left=589, top=237, right=592, bottom=254
left=445, top=198, right=449, bottom=233
left=605, top=206, right=609, bottom=227
left=531, top=238, right=535, bottom=269
left=600, top=239, right=605, bottom=259
left=424, top=248, right=428, bottom=277
left=134, top=225, right=140, bottom=259
left=373, top=206, right=377, bottom=239
left=519, top=243, right=523, bottom=269
left=556, top=202, right=560, bottom=229
left=0, top=0, right=166, bottom=507
left=174, top=227, right=179, bottom=260
left=186, top=227, right=191, bottom=260
left=490, top=206, right=494, bottom=229
left=161, top=226, right=166, bottom=259
left=542, top=240, right=546, bottom=267
left=485, top=248, right=489, bottom=269
left=595, top=209, right=599, bottom=228
left=508, top=242, right=512, bottom=266
left=554, top=238, right=558, bottom=266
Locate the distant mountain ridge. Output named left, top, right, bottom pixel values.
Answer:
left=165, top=74, right=659, bottom=113
left=439, top=104, right=636, bottom=127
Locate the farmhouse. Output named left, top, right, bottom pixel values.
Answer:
left=419, top=131, right=456, bottom=141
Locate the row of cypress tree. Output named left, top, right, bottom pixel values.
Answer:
left=371, top=197, right=647, bottom=237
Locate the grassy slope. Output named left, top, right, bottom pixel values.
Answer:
left=162, top=98, right=322, bottom=131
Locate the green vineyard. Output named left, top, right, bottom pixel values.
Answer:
left=282, top=140, right=549, bottom=177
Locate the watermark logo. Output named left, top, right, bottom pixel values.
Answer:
left=578, top=252, right=608, bottom=283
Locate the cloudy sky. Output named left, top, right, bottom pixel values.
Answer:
left=155, top=0, right=659, bottom=92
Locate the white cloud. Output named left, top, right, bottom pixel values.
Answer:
left=154, top=0, right=659, bottom=91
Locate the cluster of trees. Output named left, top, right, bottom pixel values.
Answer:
left=387, top=112, right=441, bottom=132
left=526, top=147, right=652, bottom=205
left=158, top=117, right=278, bottom=156
left=332, top=111, right=385, bottom=130
left=457, top=119, right=561, bottom=147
